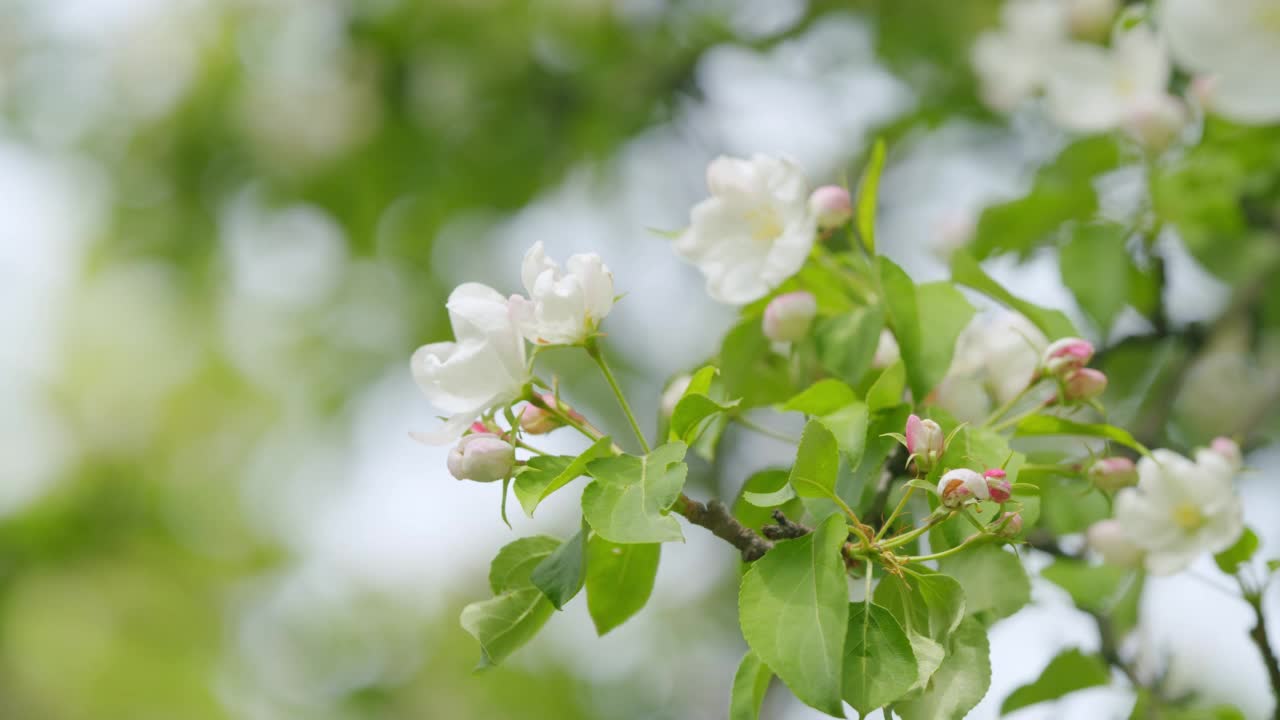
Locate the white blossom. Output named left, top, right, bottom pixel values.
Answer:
left=674, top=154, right=817, bottom=305
left=971, top=0, right=1072, bottom=111
left=1113, top=448, right=1244, bottom=575
left=1045, top=25, right=1172, bottom=132
left=510, top=241, right=615, bottom=346
left=934, top=311, right=1048, bottom=422
left=1160, top=0, right=1280, bottom=124
left=411, top=283, right=529, bottom=444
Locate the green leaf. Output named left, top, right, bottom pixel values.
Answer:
left=669, top=393, right=740, bottom=445
left=950, top=250, right=1078, bottom=340
left=878, top=257, right=924, bottom=399
left=585, top=535, right=659, bottom=635
left=1060, top=222, right=1131, bottom=334
left=878, top=259, right=974, bottom=401
left=1040, top=558, right=1134, bottom=614
left=857, top=139, right=887, bottom=253
left=1268, top=559, right=1280, bottom=574
left=783, top=379, right=859, bottom=416
left=743, top=484, right=798, bottom=507
left=513, top=436, right=614, bottom=516
left=938, top=546, right=1031, bottom=622
left=842, top=602, right=918, bottom=715
left=734, top=469, right=806, bottom=532
left=582, top=442, right=688, bottom=544
left=721, top=318, right=794, bottom=408
left=1001, top=649, right=1110, bottom=715
left=739, top=513, right=850, bottom=716
left=1014, top=414, right=1149, bottom=455
left=790, top=420, right=841, bottom=500
left=531, top=528, right=588, bottom=610
left=460, top=587, right=556, bottom=667
left=1214, top=527, right=1259, bottom=575
left=815, top=306, right=885, bottom=385
left=730, top=651, right=773, bottom=720
left=819, top=401, right=870, bottom=462
left=464, top=535, right=564, bottom=666
left=874, top=571, right=966, bottom=690
left=489, top=535, right=562, bottom=593
left=867, top=361, right=906, bottom=412
left=894, top=616, right=991, bottom=720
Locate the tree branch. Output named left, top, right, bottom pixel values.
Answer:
left=1243, top=590, right=1280, bottom=710
left=674, top=494, right=774, bottom=562
left=762, top=509, right=811, bottom=540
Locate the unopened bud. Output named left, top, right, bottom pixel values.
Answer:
left=762, top=291, right=818, bottom=343
left=906, top=415, right=945, bottom=473
left=995, top=511, right=1023, bottom=538
left=1041, top=337, right=1095, bottom=378
left=872, top=329, right=900, bottom=369
left=808, top=185, right=853, bottom=230
left=1089, top=457, right=1138, bottom=491
left=660, top=374, right=692, bottom=417
left=1087, top=519, right=1145, bottom=568
left=519, top=395, right=562, bottom=435
left=1124, top=94, right=1187, bottom=152
left=1209, top=436, right=1242, bottom=472
left=1067, top=0, right=1118, bottom=40
left=983, top=468, right=1011, bottom=503
left=447, top=433, right=515, bottom=483
left=938, top=468, right=989, bottom=508
left=1190, top=74, right=1218, bottom=109
left=1062, top=368, right=1108, bottom=402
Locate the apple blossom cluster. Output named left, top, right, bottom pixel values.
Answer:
left=973, top=0, right=1280, bottom=146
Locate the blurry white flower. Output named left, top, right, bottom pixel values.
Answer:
left=1114, top=448, right=1244, bottom=575
left=1208, top=436, right=1243, bottom=472
left=447, top=433, right=516, bottom=483
left=1045, top=25, right=1171, bottom=132
left=1087, top=519, right=1145, bottom=568
left=410, top=283, right=529, bottom=444
left=762, top=291, right=818, bottom=343
left=934, top=311, right=1048, bottom=422
left=1066, top=0, right=1119, bottom=39
left=674, top=154, right=816, bottom=305
left=510, top=241, right=615, bottom=345
left=1123, top=92, right=1189, bottom=151
left=872, top=329, right=901, bottom=369
left=1160, top=0, right=1280, bottom=124
left=971, top=0, right=1072, bottom=111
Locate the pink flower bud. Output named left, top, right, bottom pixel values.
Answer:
left=1062, top=368, right=1108, bottom=403
left=1209, top=436, right=1242, bottom=472
left=447, top=433, right=515, bottom=483
left=937, top=468, right=989, bottom=508
left=470, top=421, right=492, bottom=435
left=906, top=415, right=945, bottom=473
left=995, top=511, right=1023, bottom=538
left=1124, top=94, right=1187, bottom=153
left=1041, top=337, right=1095, bottom=378
left=1087, top=519, right=1144, bottom=568
left=519, top=396, right=562, bottom=435
left=808, top=185, right=852, bottom=230
left=1190, top=74, right=1218, bottom=109
left=983, top=468, right=1011, bottom=503
left=1089, top=457, right=1138, bottom=492
left=762, top=291, right=818, bottom=343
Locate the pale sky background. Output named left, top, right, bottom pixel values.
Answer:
left=0, top=1, right=1276, bottom=718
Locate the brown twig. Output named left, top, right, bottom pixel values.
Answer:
left=674, top=494, right=774, bottom=562
left=762, top=510, right=812, bottom=540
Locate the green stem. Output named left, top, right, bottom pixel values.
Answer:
left=881, top=509, right=951, bottom=549
left=813, top=245, right=873, bottom=302
left=587, top=344, right=651, bottom=454
left=516, top=440, right=549, bottom=456
left=983, top=380, right=1039, bottom=427
left=905, top=535, right=983, bottom=563
left=875, top=486, right=915, bottom=541
left=990, top=398, right=1052, bottom=433
left=734, top=416, right=801, bottom=444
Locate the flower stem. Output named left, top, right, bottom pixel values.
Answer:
left=586, top=343, right=651, bottom=454
left=990, top=398, right=1052, bottom=433
left=904, top=534, right=983, bottom=563
left=880, top=509, right=950, bottom=549
left=734, top=415, right=801, bottom=444
left=875, top=486, right=915, bottom=541
left=983, top=380, right=1038, bottom=427
left=1238, top=577, right=1280, bottom=703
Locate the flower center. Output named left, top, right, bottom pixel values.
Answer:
left=1172, top=503, right=1205, bottom=531
left=745, top=207, right=783, bottom=243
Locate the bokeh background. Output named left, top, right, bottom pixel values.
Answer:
left=1, top=0, right=1277, bottom=718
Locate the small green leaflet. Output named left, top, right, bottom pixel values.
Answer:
left=734, top=469, right=805, bottom=532
left=582, top=442, right=689, bottom=544
left=894, top=616, right=991, bottom=720
left=878, top=258, right=974, bottom=401
left=856, top=138, right=886, bottom=253
left=1013, top=414, right=1150, bottom=455
left=874, top=570, right=966, bottom=691
left=814, top=307, right=885, bottom=386
left=1214, top=527, right=1259, bottom=575
left=938, top=546, right=1031, bottom=622
left=669, top=366, right=739, bottom=445
left=743, top=484, right=798, bottom=508
left=585, top=535, right=659, bottom=635
left=789, top=420, right=840, bottom=500
left=1061, top=222, right=1131, bottom=334
left=463, top=536, right=563, bottom=667
left=866, top=360, right=906, bottom=412
left=739, top=513, right=849, bottom=717
left=782, top=379, right=859, bottom=416
left=842, top=602, right=918, bottom=715
left=513, top=436, right=614, bottom=516
left=730, top=651, right=772, bottom=720
left=1000, top=648, right=1110, bottom=715
left=531, top=527, right=588, bottom=610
